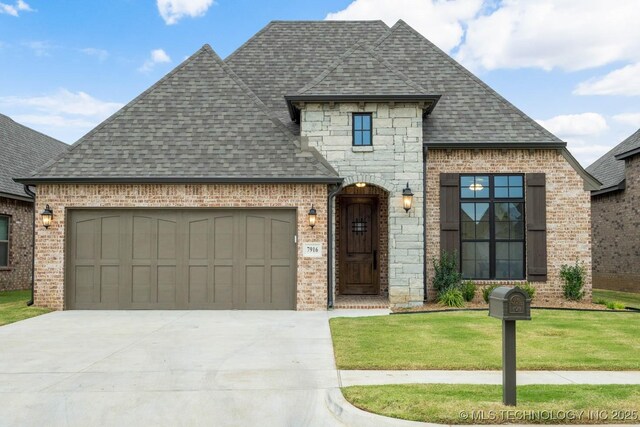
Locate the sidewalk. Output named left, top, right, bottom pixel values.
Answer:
left=339, top=370, right=640, bottom=387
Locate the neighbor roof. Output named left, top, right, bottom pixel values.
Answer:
left=0, top=114, right=67, bottom=200
left=20, top=46, right=339, bottom=184
left=587, top=128, right=640, bottom=193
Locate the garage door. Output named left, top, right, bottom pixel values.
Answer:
left=66, top=209, right=296, bottom=310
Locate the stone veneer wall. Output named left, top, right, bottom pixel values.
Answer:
left=34, top=184, right=328, bottom=310
left=426, top=149, right=592, bottom=302
left=591, top=155, right=640, bottom=292
left=0, top=197, right=33, bottom=291
left=300, top=102, right=424, bottom=306
left=335, top=184, right=389, bottom=295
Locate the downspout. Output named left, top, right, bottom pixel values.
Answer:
left=23, top=185, right=36, bottom=306
left=327, top=183, right=342, bottom=309
left=423, top=148, right=428, bottom=303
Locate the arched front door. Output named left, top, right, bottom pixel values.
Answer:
left=338, top=196, right=379, bottom=295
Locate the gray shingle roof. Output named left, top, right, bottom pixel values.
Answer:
left=294, top=42, right=429, bottom=96
left=225, top=21, right=390, bottom=132
left=586, top=128, right=640, bottom=191
left=371, top=21, right=563, bottom=145
left=0, top=114, right=67, bottom=199
left=24, top=46, right=338, bottom=183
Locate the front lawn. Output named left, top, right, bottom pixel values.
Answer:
left=593, top=289, right=640, bottom=309
left=0, top=290, right=51, bottom=326
left=330, top=310, right=640, bottom=370
left=342, top=384, right=640, bottom=424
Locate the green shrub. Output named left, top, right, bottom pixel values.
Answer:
left=605, top=301, right=626, bottom=310
left=432, top=252, right=462, bottom=294
left=482, top=284, right=499, bottom=303
left=519, top=282, right=536, bottom=300
left=461, top=281, right=476, bottom=302
left=595, top=298, right=607, bottom=305
left=438, top=289, right=465, bottom=308
left=560, top=262, right=586, bottom=301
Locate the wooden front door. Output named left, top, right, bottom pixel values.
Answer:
left=339, top=196, right=379, bottom=295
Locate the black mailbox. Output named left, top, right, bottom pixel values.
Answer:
left=489, top=286, right=531, bottom=321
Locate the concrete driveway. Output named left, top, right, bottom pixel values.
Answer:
left=0, top=310, right=347, bottom=427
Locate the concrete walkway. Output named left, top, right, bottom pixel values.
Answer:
left=339, top=369, right=640, bottom=387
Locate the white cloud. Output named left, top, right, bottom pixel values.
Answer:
left=457, top=0, right=640, bottom=71
left=138, top=48, right=172, bottom=73
left=157, top=0, right=214, bottom=25
left=325, top=0, right=484, bottom=52
left=0, top=0, right=33, bottom=16
left=80, top=47, right=109, bottom=62
left=0, top=89, right=124, bottom=142
left=574, top=63, right=640, bottom=96
left=613, top=113, right=640, bottom=128
left=22, top=40, right=54, bottom=57
left=536, top=113, right=608, bottom=137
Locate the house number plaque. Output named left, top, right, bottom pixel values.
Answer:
left=303, top=243, right=322, bottom=258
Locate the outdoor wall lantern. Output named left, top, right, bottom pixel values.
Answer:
left=402, top=183, right=413, bottom=212
left=41, top=204, right=53, bottom=229
left=308, top=205, right=317, bottom=228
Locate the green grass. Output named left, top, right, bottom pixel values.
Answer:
left=0, top=290, right=51, bottom=326
left=342, top=384, right=640, bottom=424
left=330, top=310, right=640, bottom=370
left=593, top=289, right=640, bottom=309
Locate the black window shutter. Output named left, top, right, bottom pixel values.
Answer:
left=526, top=173, right=547, bottom=282
left=440, top=173, right=460, bottom=265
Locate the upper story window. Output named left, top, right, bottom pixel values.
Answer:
left=459, top=175, right=525, bottom=280
left=0, top=215, right=9, bottom=268
left=352, top=113, right=372, bottom=146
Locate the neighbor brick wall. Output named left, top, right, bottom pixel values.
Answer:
left=34, top=184, right=328, bottom=310
left=591, top=154, right=640, bottom=292
left=0, top=197, right=33, bottom=291
left=426, top=149, right=592, bottom=302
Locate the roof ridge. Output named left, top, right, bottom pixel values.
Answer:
left=30, top=45, right=214, bottom=178
left=587, top=127, right=640, bottom=173
left=297, top=39, right=428, bottom=96
left=383, top=20, right=564, bottom=144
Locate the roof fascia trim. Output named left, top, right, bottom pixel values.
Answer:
left=14, top=177, right=344, bottom=185
left=0, top=191, right=34, bottom=202
left=614, top=146, right=640, bottom=160
left=591, top=181, right=626, bottom=196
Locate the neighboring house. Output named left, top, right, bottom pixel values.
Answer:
left=587, top=129, right=640, bottom=292
left=0, top=113, right=68, bottom=291
left=16, top=20, right=598, bottom=311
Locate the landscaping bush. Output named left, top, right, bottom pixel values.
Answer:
left=460, top=281, right=476, bottom=302
left=519, top=282, right=536, bottom=300
left=482, top=284, right=499, bottom=303
left=432, top=252, right=461, bottom=294
left=605, top=301, right=626, bottom=310
left=560, top=262, right=586, bottom=301
left=437, top=289, right=465, bottom=308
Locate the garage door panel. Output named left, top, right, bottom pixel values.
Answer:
left=67, top=209, right=296, bottom=310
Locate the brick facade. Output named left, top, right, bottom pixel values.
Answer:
left=591, top=154, right=640, bottom=291
left=33, top=184, right=328, bottom=310
left=426, top=149, right=592, bottom=302
left=0, top=197, right=33, bottom=291
left=301, top=102, right=424, bottom=307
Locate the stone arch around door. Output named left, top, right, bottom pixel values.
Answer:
left=335, top=180, right=390, bottom=297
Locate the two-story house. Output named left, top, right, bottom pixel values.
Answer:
left=16, top=20, right=598, bottom=310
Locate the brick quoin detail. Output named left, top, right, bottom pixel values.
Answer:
left=34, top=184, right=328, bottom=311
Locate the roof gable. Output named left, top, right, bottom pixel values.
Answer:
left=0, top=114, right=67, bottom=199
left=25, top=46, right=338, bottom=183
left=373, top=21, right=563, bottom=145
left=587, top=128, right=640, bottom=191
left=296, top=42, right=428, bottom=96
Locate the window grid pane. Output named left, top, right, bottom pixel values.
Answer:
left=353, top=113, right=372, bottom=146
left=0, top=216, right=8, bottom=241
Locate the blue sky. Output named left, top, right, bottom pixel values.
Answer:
left=1, top=0, right=639, bottom=167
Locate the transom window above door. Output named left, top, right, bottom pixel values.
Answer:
left=352, top=113, right=372, bottom=146
left=459, top=174, right=525, bottom=280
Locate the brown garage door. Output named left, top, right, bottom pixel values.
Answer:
left=66, top=209, right=296, bottom=310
